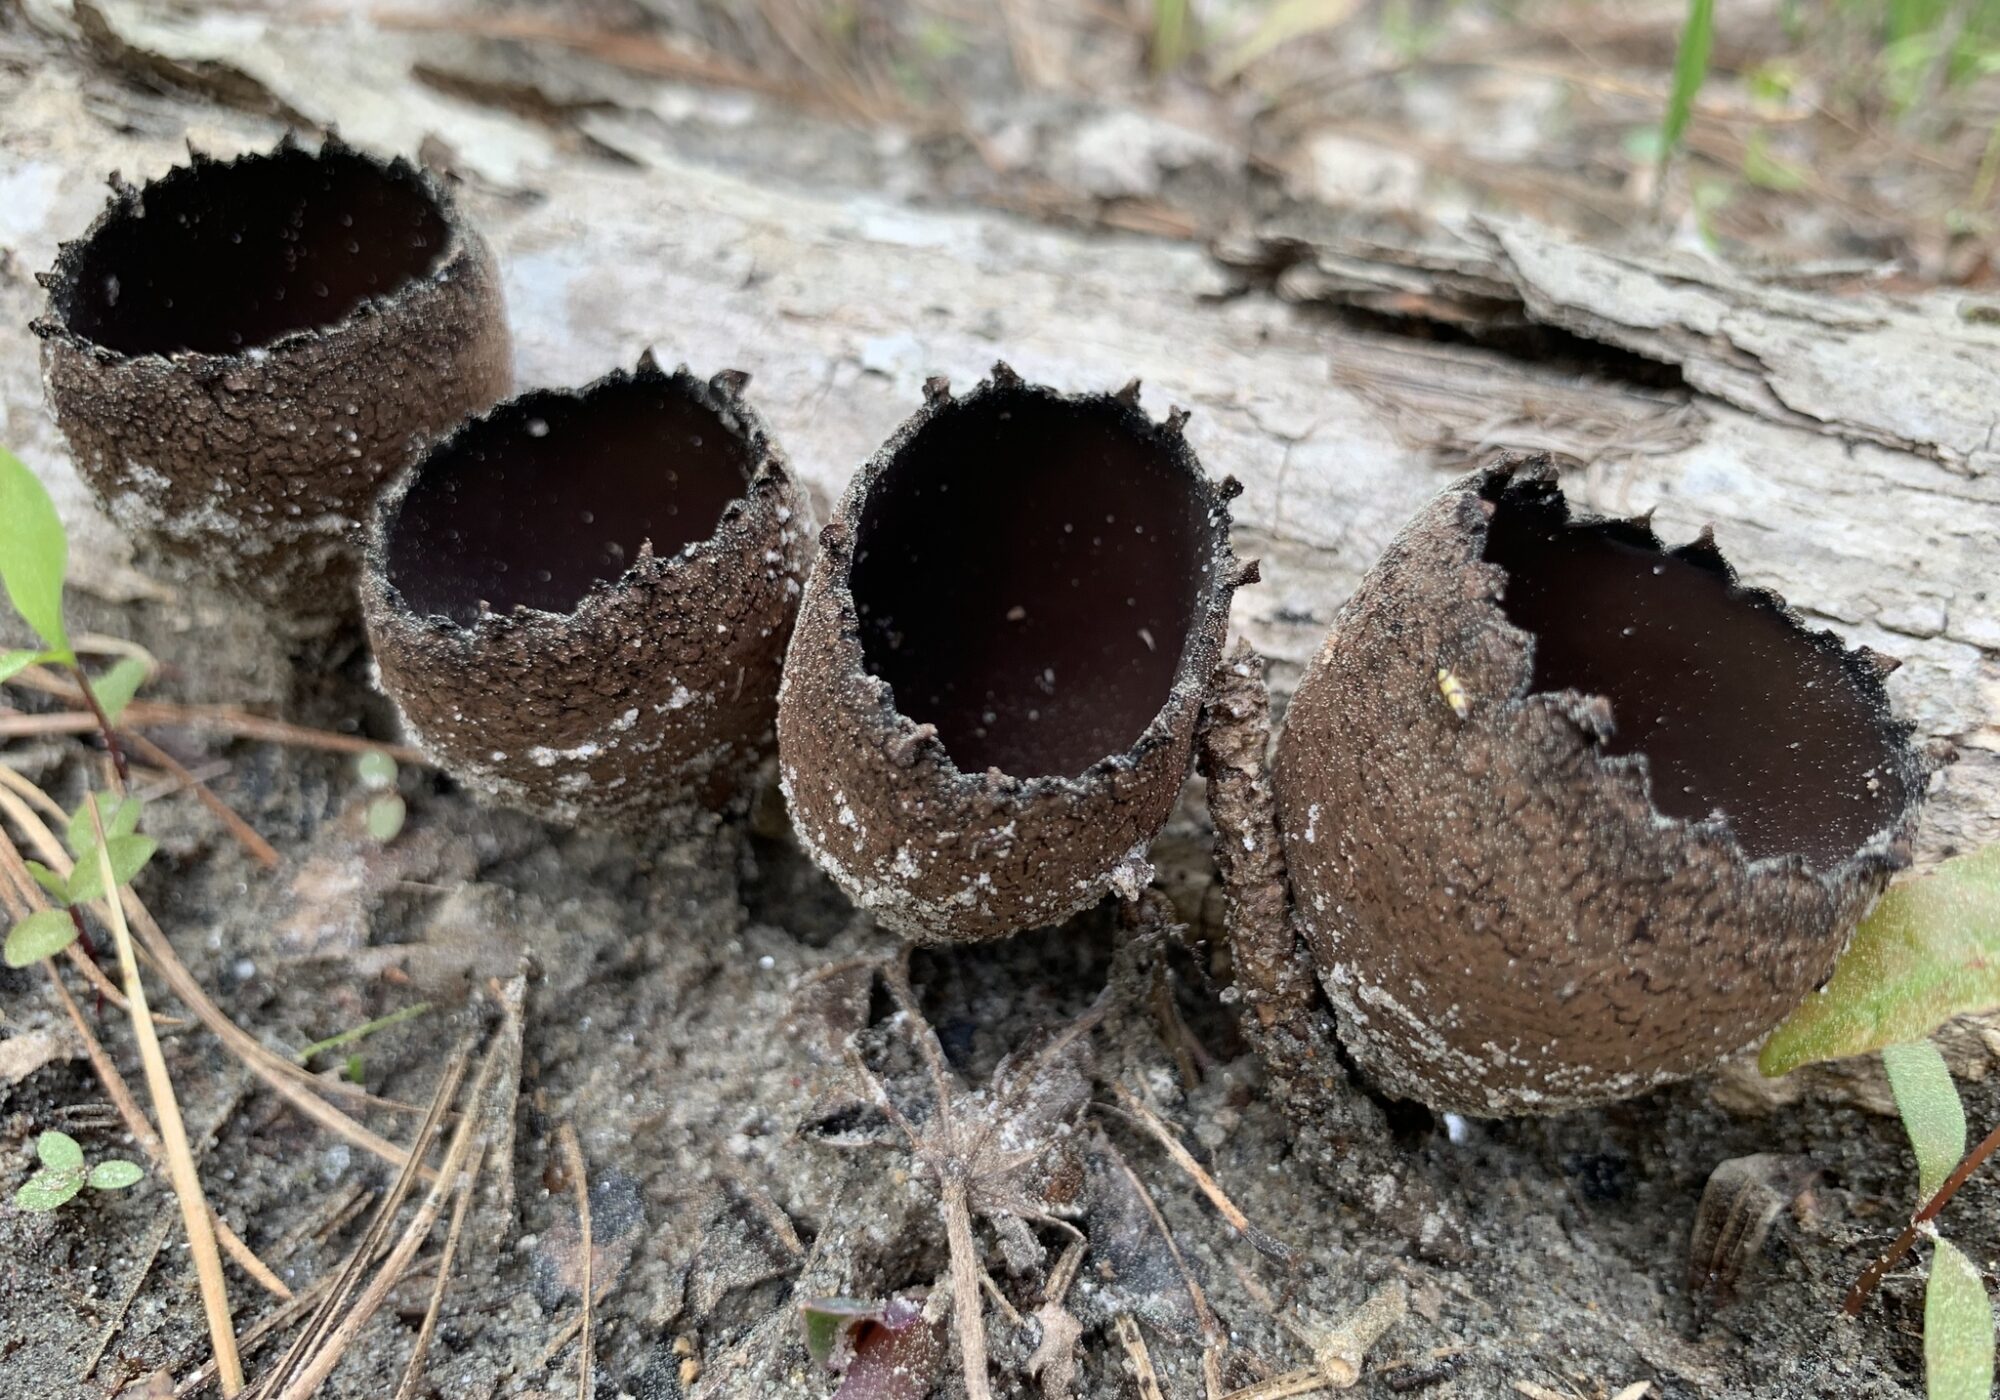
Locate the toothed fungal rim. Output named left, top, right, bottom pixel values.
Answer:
left=35, top=135, right=511, bottom=621
left=779, top=364, right=1254, bottom=943
left=1273, top=456, right=1929, bottom=1116
left=361, top=354, right=810, bottom=828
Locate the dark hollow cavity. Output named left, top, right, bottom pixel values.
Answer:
left=386, top=374, right=752, bottom=625
left=1482, top=482, right=1908, bottom=866
left=850, top=389, right=1215, bottom=779
left=56, top=146, right=450, bottom=357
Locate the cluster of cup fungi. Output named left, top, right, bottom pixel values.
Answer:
left=32, top=137, right=1928, bottom=1118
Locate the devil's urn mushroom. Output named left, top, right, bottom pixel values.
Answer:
left=362, top=356, right=808, bottom=827
left=778, top=366, right=1251, bottom=943
left=37, top=137, right=510, bottom=619
left=1273, top=457, right=1926, bottom=1115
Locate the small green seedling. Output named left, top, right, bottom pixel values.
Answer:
left=13, top=1130, right=143, bottom=1212
left=4, top=793, right=155, bottom=967
left=355, top=751, right=406, bottom=844
left=1657, top=0, right=1715, bottom=189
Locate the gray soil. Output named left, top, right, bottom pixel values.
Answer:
left=0, top=603, right=1971, bottom=1400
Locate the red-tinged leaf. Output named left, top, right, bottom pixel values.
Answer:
left=837, top=1295, right=941, bottom=1400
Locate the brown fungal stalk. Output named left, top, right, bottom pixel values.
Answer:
left=361, top=355, right=809, bottom=827
left=36, top=135, right=511, bottom=620
left=1273, top=456, right=1926, bottom=1116
left=779, top=365, right=1251, bottom=943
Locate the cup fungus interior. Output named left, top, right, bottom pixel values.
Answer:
left=1481, top=479, right=1909, bottom=867
left=848, top=388, right=1217, bottom=780
left=54, top=145, right=451, bottom=357
left=385, top=374, right=752, bottom=625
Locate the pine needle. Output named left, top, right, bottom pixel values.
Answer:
left=88, top=793, right=243, bottom=1395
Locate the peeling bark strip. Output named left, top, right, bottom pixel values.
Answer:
left=1221, top=213, right=2000, bottom=475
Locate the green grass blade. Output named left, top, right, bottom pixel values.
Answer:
left=293, top=1001, right=432, bottom=1065
left=1659, top=0, right=1716, bottom=177
left=1884, top=1040, right=1966, bottom=1201
left=1927, top=1238, right=1996, bottom=1400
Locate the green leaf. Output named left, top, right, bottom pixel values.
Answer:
left=1884, top=1041, right=1966, bottom=1201
left=355, top=750, right=398, bottom=791
left=90, top=655, right=150, bottom=725
left=65, top=834, right=157, bottom=904
left=1659, top=0, right=1715, bottom=170
left=0, top=648, right=58, bottom=684
left=1760, top=846, right=2000, bottom=1075
left=1926, top=1237, right=1996, bottom=1400
left=24, top=861, right=69, bottom=905
left=13, top=1167, right=82, bottom=1212
left=36, top=1130, right=84, bottom=1174
left=87, top=1160, right=143, bottom=1191
left=365, top=793, right=406, bottom=844
left=67, top=795, right=142, bottom=859
left=5, top=909, right=80, bottom=967
left=0, top=447, right=73, bottom=661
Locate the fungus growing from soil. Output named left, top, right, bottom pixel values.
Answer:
left=1273, top=457, right=1925, bottom=1116
left=779, top=366, right=1251, bottom=943
left=362, top=356, right=809, bottom=827
left=36, top=137, right=511, bottom=618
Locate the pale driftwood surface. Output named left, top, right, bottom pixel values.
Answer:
left=5, top=5, right=1995, bottom=862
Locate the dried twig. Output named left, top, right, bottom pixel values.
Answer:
left=261, top=1033, right=500, bottom=1400
left=1106, top=1142, right=1228, bottom=1394
left=391, top=1143, right=484, bottom=1400
left=0, top=700, right=424, bottom=762
left=1108, top=1081, right=1297, bottom=1267
left=1114, top=1315, right=1168, bottom=1400
left=256, top=1052, right=468, bottom=1396
left=88, top=794, right=242, bottom=1395
left=943, top=1176, right=994, bottom=1400
left=557, top=1124, right=595, bottom=1400
left=123, top=729, right=281, bottom=869
left=179, top=1274, right=337, bottom=1397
